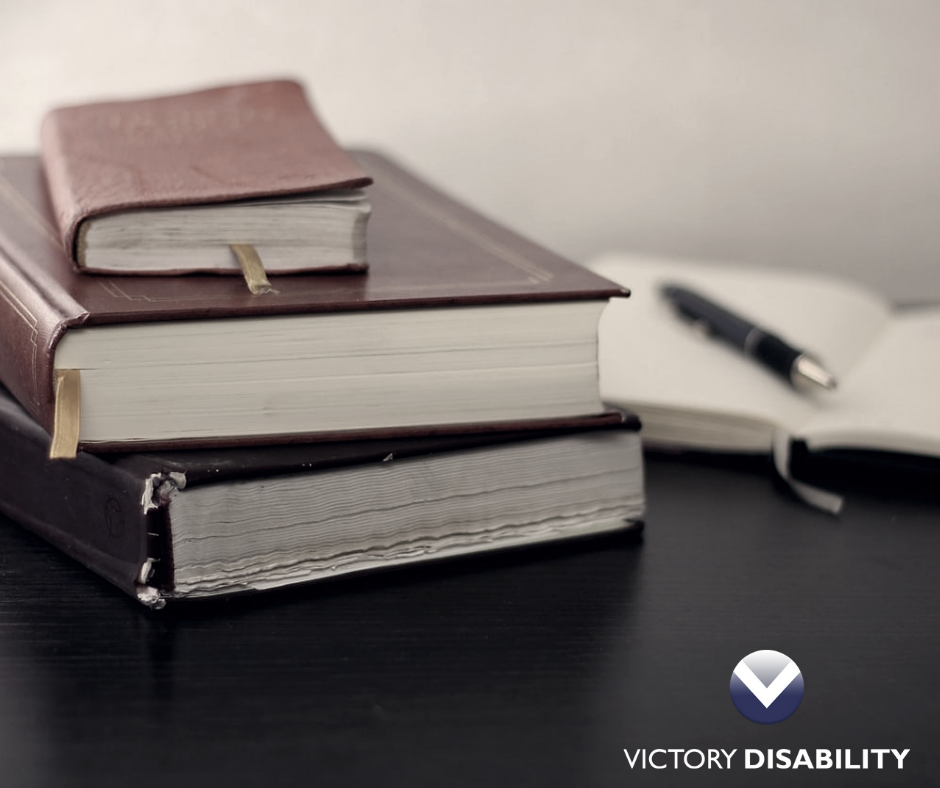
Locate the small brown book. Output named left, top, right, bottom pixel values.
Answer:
left=0, top=150, right=628, bottom=457
left=40, top=80, right=373, bottom=275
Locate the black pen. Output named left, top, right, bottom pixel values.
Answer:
left=661, top=283, right=838, bottom=392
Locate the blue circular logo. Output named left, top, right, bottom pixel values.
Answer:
left=730, top=650, right=803, bottom=724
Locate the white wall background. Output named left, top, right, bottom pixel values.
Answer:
left=2, top=0, right=939, bottom=300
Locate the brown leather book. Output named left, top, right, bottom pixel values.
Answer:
left=0, top=150, right=628, bottom=455
left=0, top=379, right=644, bottom=607
left=41, top=80, right=373, bottom=274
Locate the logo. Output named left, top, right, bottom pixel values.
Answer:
left=730, top=650, right=803, bottom=724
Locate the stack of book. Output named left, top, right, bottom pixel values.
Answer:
left=0, top=80, right=645, bottom=608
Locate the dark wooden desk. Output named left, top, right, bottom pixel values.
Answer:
left=1, top=453, right=938, bottom=787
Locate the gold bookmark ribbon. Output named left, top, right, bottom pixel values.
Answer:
left=50, top=369, right=80, bottom=459
left=230, top=244, right=276, bottom=295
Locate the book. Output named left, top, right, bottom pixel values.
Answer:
left=0, top=379, right=644, bottom=607
left=0, top=150, right=627, bottom=457
left=587, top=252, right=940, bottom=505
left=40, top=80, right=372, bottom=275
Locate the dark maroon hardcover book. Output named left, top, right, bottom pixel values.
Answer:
left=0, top=383, right=643, bottom=607
left=0, top=150, right=627, bottom=454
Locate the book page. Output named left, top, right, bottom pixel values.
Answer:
left=589, top=254, right=892, bottom=451
left=798, top=310, right=940, bottom=454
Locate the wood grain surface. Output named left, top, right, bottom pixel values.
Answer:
left=1, top=454, right=938, bottom=787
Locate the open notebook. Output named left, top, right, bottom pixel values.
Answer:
left=588, top=253, right=940, bottom=511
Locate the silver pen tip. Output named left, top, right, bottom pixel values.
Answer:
left=792, top=354, right=838, bottom=392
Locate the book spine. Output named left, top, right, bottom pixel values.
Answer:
left=0, top=159, right=87, bottom=434
left=38, top=111, right=78, bottom=259
left=0, top=393, right=167, bottom=606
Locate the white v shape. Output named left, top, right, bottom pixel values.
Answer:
left=733, top=660, right=801, bottom=708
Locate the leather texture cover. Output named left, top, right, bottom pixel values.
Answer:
left=0, top=378, right=640, bottom=606
left=0, top=149, right=628, bottom=448
left=0, top=380, right=157, bottom=602
left=41, top=80, right=370, bottom=260
left=40, top=80, right=373, bottom=264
